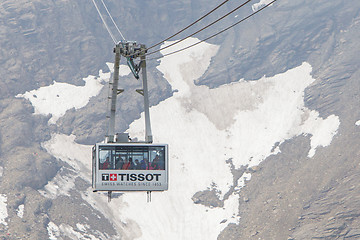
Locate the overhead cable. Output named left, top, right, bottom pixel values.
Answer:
left=100, top=0, right=126, bottom=41
left=144, top=0, right=252, bottom=57
left=145, top=0, right=231, bottom=52
left=91, top=0, right=117, bottom=43
left=148, top=0, right=278, bottom=61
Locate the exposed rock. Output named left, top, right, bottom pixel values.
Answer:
left=192, top=189, right=223, bottom=208
left=1, top=0, right=360, bottom=239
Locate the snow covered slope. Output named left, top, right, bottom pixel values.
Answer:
left=17, top=38, right=340, bottom=239
left=16, top=64, right=130, bottom=124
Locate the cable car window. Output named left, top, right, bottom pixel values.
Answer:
left=98, top=145, right=166, bottom=170
left=99, top=148, right=111, bottom=169
left=93, top=143, right=168, bottom=192
left=149, top=146, right=165, bottom=170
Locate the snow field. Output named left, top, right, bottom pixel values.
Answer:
left=16, top=204, right=24, bottom=218
left=16, top=63, right=130, bottom=124
left=0, top=194, right=8, bottom=226
left=47, top=221, right=101, bottom=240
left=224, top=63, right=340, bottom=166
left=252, top=0, right=275, bottom=12
left=41, top=134, right=93, bottom=199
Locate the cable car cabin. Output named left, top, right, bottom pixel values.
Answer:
left=92, top=143, right=168, bottom=192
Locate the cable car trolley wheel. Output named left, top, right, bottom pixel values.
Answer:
left=92, top=143, right=168, bottom=192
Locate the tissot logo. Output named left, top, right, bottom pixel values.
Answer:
left=102, top=174, right=109, bottom=181
left=118, top=173, right=161, bottom=181
left=110, top=174, right=117, bottom=181
left=102, top=174, right=117, bottom=181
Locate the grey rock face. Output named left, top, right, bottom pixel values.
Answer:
left=219, top=0, right=360, bottom=238
left=0, top=0, right=360, bottom=239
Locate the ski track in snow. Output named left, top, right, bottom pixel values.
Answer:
left=26, top=38, right=340, bottom=239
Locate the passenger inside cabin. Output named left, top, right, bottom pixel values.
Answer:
left=139, top=158, right=148, bottom=170
left=151, top=155, right=160, bottom=170
left=158, top=156, right=165, bottom=170
left=128, top=158, right=135, bottom=170
left=100, top=157, right=110, bottom=169
left=134, top=159, right=142, bottom=170
left=115, top=156, right=124, bottom=169
left=122, top=158, right=130, bottom=170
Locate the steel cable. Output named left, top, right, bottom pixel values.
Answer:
left=144, top=0, right=253, bottom=57
left=91, top=0, right=117, bottom=43
left=145, top=0, right=231, bottom=51
left=125, top=0, right=232, bottom=58
left=100, top=0, right=126, bottom=41
left=148, top=0, right=277, bottom=61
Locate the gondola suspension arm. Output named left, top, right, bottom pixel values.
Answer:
left=106, top=41, right=153, bottom=144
